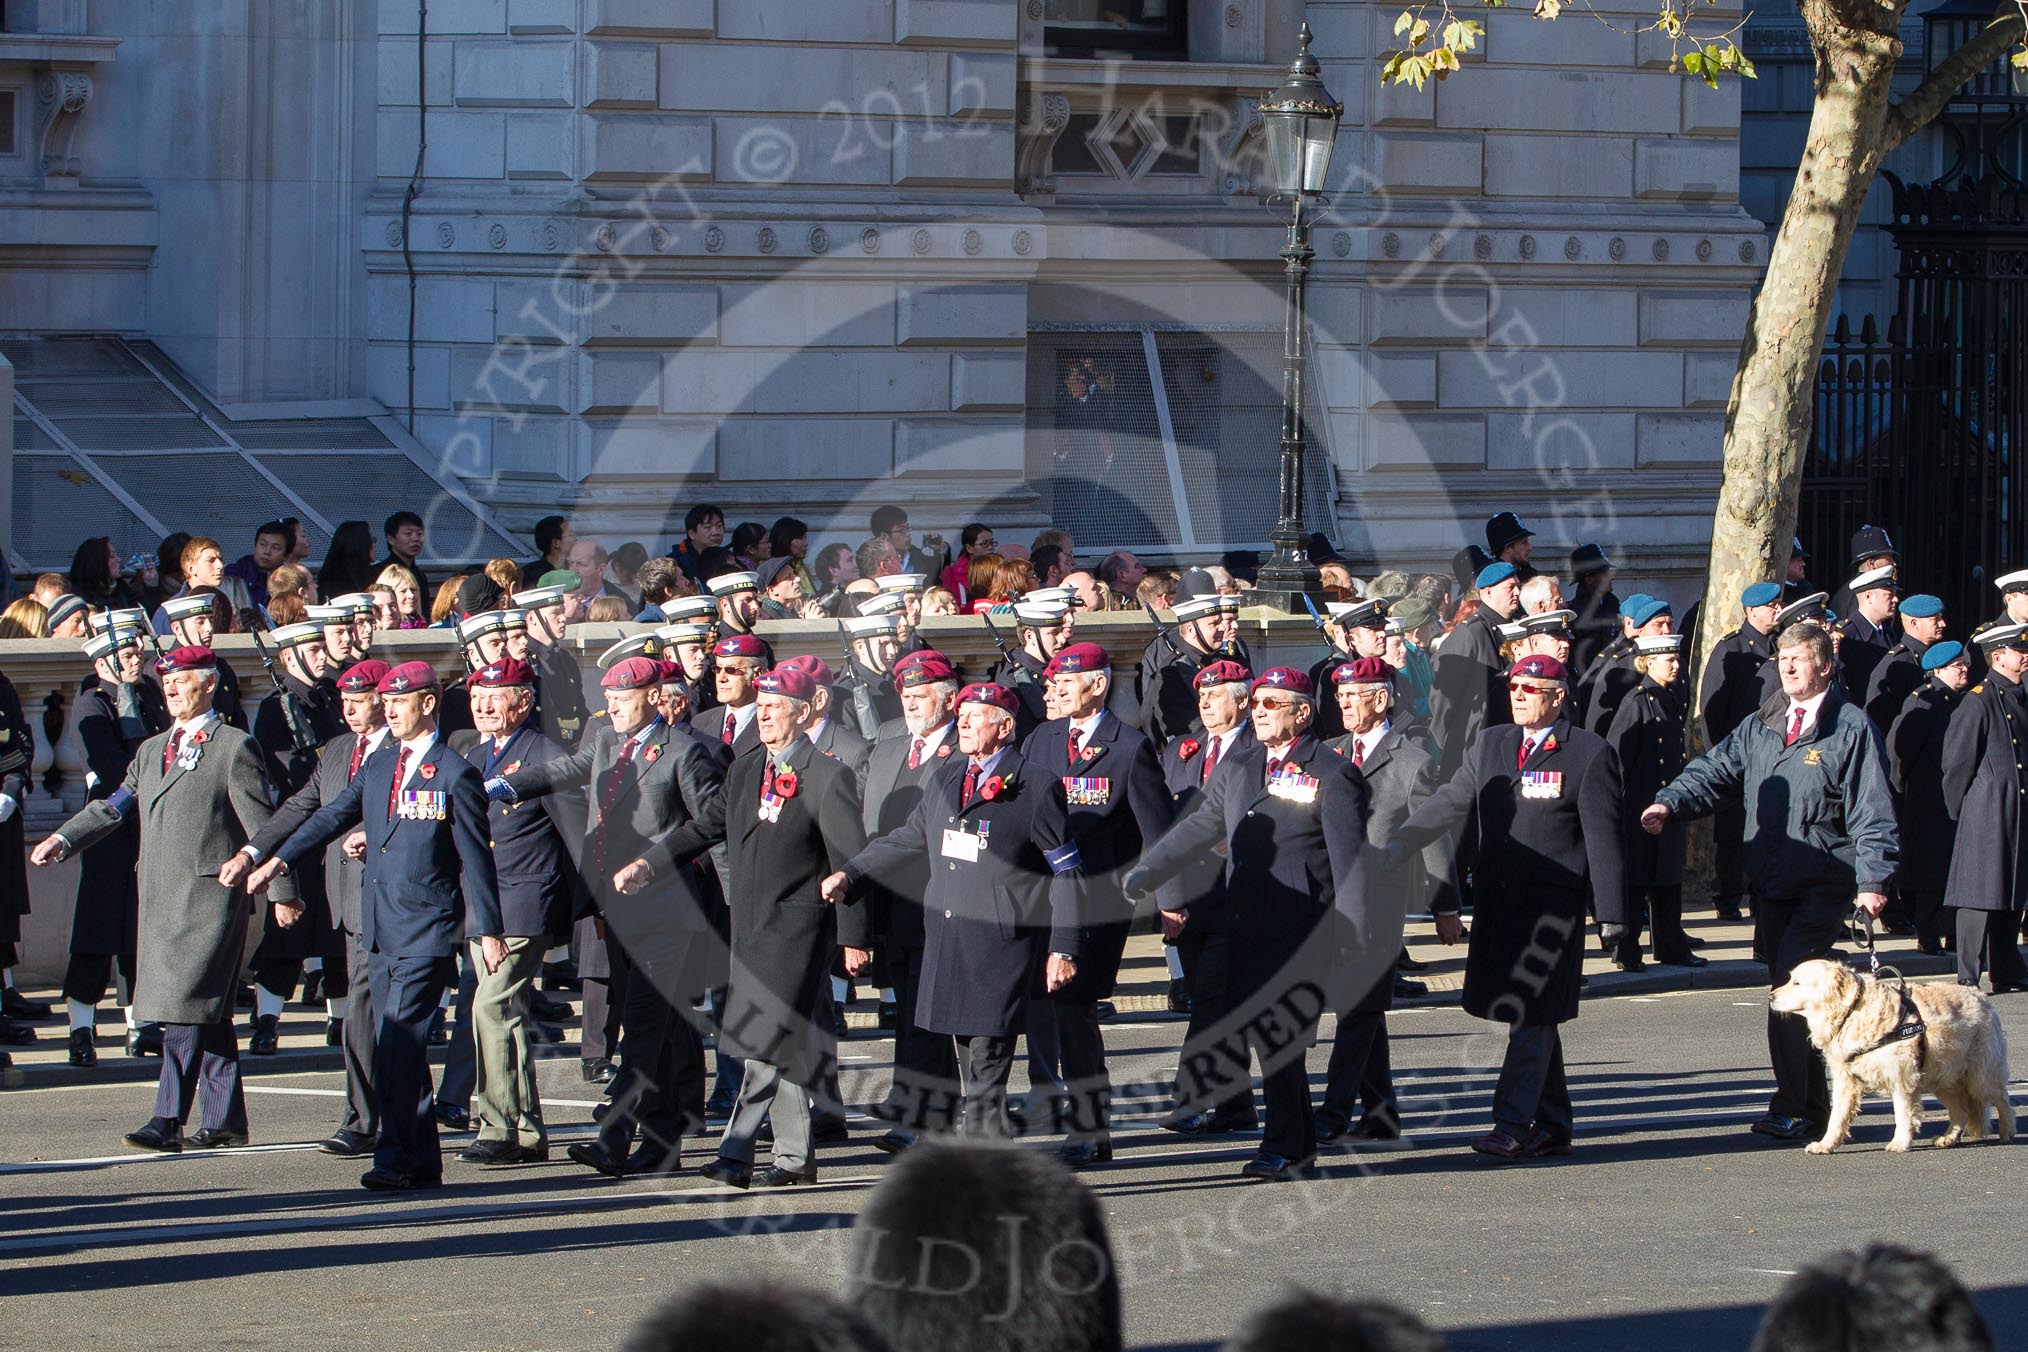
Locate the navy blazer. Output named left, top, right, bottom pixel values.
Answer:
left=461, top=726, right=579, bottom=941
left=274, top=735, right=503, bottom=958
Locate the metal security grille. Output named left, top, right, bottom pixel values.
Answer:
left=1026, top=326, right=1335, bottom=556
left=7, top=336, right=527, bottom=572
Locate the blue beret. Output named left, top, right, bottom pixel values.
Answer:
left=1625, top=595, right=1672, bottom=628
left=1922, top=640, right=1967, bottom=671
left=1474, top=561, right=1517, bottom=589
left=1741, top=581, right=1782, bottom=608
left=1900, top=593, right=1944, bottom=619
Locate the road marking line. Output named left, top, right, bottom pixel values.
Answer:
left=1746, top=1269, right=1799, bottom=1277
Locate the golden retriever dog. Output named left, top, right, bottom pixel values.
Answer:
left=1770, top=959, right=2015, bottom=1154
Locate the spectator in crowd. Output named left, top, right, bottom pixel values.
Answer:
left=428, top=575, right=468, bottom=626
left=368, top=585, right=398, bottom=634
left=1410, top=573, right=1453, bottom=624
left=47, top=594, right=89, bottom=639
left=730, top=521, right=770, bottom=571
left=759, top=558, right=808, bottom=618
left=224, top=520, right=294, bottom=609
left=1369, top=570, right=1412, bottom=600
left=624, top=1283, right=889, bottom=1352
left=771, top=517, right=815, bottom=597
left=266, top=593, right=308, bottom=626
left=69, top=537, right=139, bottom=612
left=871, top=504, right=947, bottom=577
left=1751, top=1244, right=1992, bottom=1352
left=694, top=547, right=739, bottom=583
left=318, top=521, right=378, bottom=600
left=1221, top=1292, right=1445, bottom=1352
left=153, top=537, right=249, bottom=633
left=634, top=557, right=683, bottom=623
left=1096, top=551, right=1147, bottom=607
left=1062, top=569, right=1106, bottom=613
left=940, top=523, right=997, bottom=602
left=32, top=574, right=68, bottom=609
left=483, top=557, right=521, bottom=595
left=375, top=565, right=426, bottom=630
left=988, top=558, right=1036, bottom=609
left=965, top=554, right=1006, bottom=615
left=847, top=1142, right=1121, bottom=1352
left=608, top=542, right=648, bottom=604
left=1318, top=561, right=1358, bottom=598
left=566, top=539, right=628, bottom=611
left=375, top=511, right=429, bottom=601
left=857, top=536, right=900, bottom=584
left=128, top=550, right=173, bottom=613
left=154, top=533, right=192, bottom=595
left=814, top=542, right=859, bottom=594
left=267, top=563, right=315, bottom=612
left=1137, top=570, right=1179, bottom=610
left=671, top=503, right=725, bottom=584
left=1032, top=543, right=1069, bottom=588
left=522, top=515, right=573, bottom=587
left=1032, top=526, right=1075, bottom=563
left=0, top=598, right=48, bottom=639
left=919, top=586, right=958, bottom=617
left=584, top=596, right=629, bottom=623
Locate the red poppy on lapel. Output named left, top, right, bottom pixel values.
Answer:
left=935, top=744, right=952, bottom=758
left=1177, top=738, right=1201, bottom=761
left=1541, top=734, right=1558, bottom=755
left=419, top=762, right=437, bottom=781
left=773, top=769, right=799, bottom=799
left=644, top=744, right=661, bottom=764
left=504, top=761, right=521, bottom=776
left=189, top=730, right=209, bottom=745
left=981, top=773, right=1009, bottom=801
left=1078, top=744, right=1100, bottom=762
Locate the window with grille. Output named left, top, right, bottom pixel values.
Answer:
left=1026, top=328, right=1335, bottom=555
left=1044, top=0, right=1188, bottom=58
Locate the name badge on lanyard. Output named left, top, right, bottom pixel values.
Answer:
left=1520, top=771, right=1563, bottom=800
left=941, top=827, right=981, bottom=863
left=399, top=789, right=449, bottom=821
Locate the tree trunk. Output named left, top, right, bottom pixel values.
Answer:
left=1690, top=2, right=1904, bottom=732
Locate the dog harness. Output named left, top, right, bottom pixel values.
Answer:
left=1842, top=909, right=1930, bottom=1071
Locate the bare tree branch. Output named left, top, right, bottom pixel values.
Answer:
left=1883, top=1, right=2027, bottom=152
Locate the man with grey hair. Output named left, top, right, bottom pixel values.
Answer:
left=1643, top=621, right=1897, bottom=1143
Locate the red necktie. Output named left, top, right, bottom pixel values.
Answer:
left=591, top=738, right=639, bottom=880
left=722, top=710, right=736, bottom=746
left=1517, top=735, right=1534, bottom=771
left=907, top=736, right=924, bottom=771
left=1263, top=755, right=1282, bottom=787
left=386, top=745, right=411, bottom=820
left=1351, top=738, right=1364, bottom=769
left=348, top=737, right=367, bottom=783
left=1201, top=734, right=1221, bottom=786
left=961, top=762, right=980, bottom=808
left=162, top=728, right=183, bottom=774
left=1067, top=731, right=1080, bottom=765
left=1786, top=706, right=1806, bottom=746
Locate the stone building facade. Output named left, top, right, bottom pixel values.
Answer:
left=0, top=0, right=1771, bottom=595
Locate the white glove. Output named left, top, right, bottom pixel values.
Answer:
left=0, top=793, right=17, bottom=824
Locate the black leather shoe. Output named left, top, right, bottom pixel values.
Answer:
left=127, top=1024, right=163, bottom=1058
left=360, top=1168, right=441, bottom=1192
left=1058, top=1138, right=1113, bottom=1167
left=124, top=1119, right=183, bottom=1152
left=699, top=1156, right=752, bottom=1189
left=1096, top=1001, right=1117, bottom=1021
left=753, top=1164, right=817, bottom=1188
left=567, top=1139, right=633, bottom=1178
left=1396, top=951, right=1430, bottom=973
left=187, top=1127, right=249, bottom=1150
left=530, top=993, right=572, bottom=1022
left=2, top=989, right=52, bottom=1020
left=325, top=1017, right=344, bottom=1046
left=426, top=1007, right=450, bottom=1045
left=872, top=1129, right=918, bottom=1154
left=1164, top=1106, right=1257, bottom=1135
left=531, top=1020, right=566, bottom=1045
left=1749, top=1113, right=1817, bottom=1142
left=581, top=1058, right=616, bottom=1084
left=0, top=1018, right=36, bottom=1046
left=624, top=1143, right=681, bottom=1175
left=541, top=961, right=580, bottom=992
left=811, top=1117, right=849, bottom=1146
left=1990, top=982, right=2028, bottom=995
left=1713, top=899, right=1745, bottom=922
left=1519, top=1125, right=1572, bottom=1158
left=1663, top=954, right=1710, bottom=968
left=299, top=970, right=324, bottom=1007
left=68, top=1027, right=97, bottom=1067
left=1350, top=1116, right=1403, bottom=1142
left=1471, top=1128, right=1527, bottom=1161
left=1240, top=1151, right=1315, bottom=1181
left=458, top=1139, right=513, bottom=1165
left=831, top=1001, right=849, bottom=1037
left=433, top=1103, right=471, bottom=1132
left=248, top=1014, right=279, bottom=1056
left=877, top=1000, right=898, bottom=1030
left=704, top=1091, right=737, bottom=1120
left=1393, top=976, right=1429, bottom=999
left=1312, top=1114, right=1352, bottom=1145
left=319, top=1129, right=373, bottom=1156
left=1614, top=957, right=1647, bottom=973
left=1166, top=978, right=1191, bottom=1014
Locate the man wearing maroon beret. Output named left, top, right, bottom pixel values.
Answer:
left=1386, top=653, right=1627, bottom=1161
left=238, top=660, right=504, bottom=1191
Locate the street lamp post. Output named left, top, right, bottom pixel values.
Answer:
left=1253, top=22, right=1343, bottom=611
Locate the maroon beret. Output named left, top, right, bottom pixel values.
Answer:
left=779, top=654, right=834, bottom=687
left=1250, top=666, right=1314, bottom=698
left=958, top=682, right=1019, bottom=714
left=377, top=660, right=439, bottom=695
left=155, top=645, right=217, bottom=675
left=470, top=658, right=534, bottom=689
left=1331, top=657, right=1395, bottom=687
left=1508, top=654, right=1570, bottom=683
left=1192, top=659, right=1252, bottom=691
left=1050, top=641, right=1110, bottom=675
left=756, top=666, right=815, bottom=701
left=336, top=659, right=392, bottom=693
left=602, top=656, right=662, bottom=691
left=893, top=650, right=958, bottom=689
left=655, top=659, right=685, bottom=687
left=713, top=634, right=767, bottom=660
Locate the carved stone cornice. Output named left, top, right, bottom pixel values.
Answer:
left=36, top=69, right=93, bottom=183
left=1017, top=90, right=1071, bottom=195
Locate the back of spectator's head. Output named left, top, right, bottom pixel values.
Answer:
left=1032, top=543, right=1065, bottom=585
left=0, top=597, right=49, bottom=640
left=268, top=563, right=311, bottom=601
left=1221, top=549, right=1260, bottom=584
left=585, top=595, right=629, bottom=623
left=484, top=557, right=521, bottom=593
left=1032, top=527, right=1073, bottom=556
left=534, top=514, right=570, bottom=556
left=455, top=573, right=504, bottom=619
left=624, top=1281, right=888, bottom=1352
left=1221, top=1290, right=1445, bottom=1352
left=267, top=593, right=308, bottom=626
left=610, top=541, right=648, bottom=580
left=848, top=1141, right=1120, bottom=1352
left=771, top=517, right=808, bottom=559
left=33, top=572, right=69, bottom=606
left=684, top=502, right=724, bottom=537
left=637, top=557, right=680, bottom=607
left=156, top=534, right=192, bottom=579
left=1751, top=1245, right=1992, bottom=1352
left=697, top=547, right=739, bottom=581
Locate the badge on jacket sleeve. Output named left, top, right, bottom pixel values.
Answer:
left=1520, top=771, right=1563, bottom=800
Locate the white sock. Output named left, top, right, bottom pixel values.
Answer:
left=831, top=976, right=849, bottom=1002
left=255, top=987, right=285, bottom=1019
left=543, top=944, right=569, bottom=964
left=326, top=998, right=344, bottom=1019
left=68, top=998, right=96, bottom=1032
left=123, top=1004, right=138, bottom=1032
left=2, top=967, right=17, bottom=990
left=1165, top=946, right=1185, bottom=980
left=879, top=987, right=895, bottom=1004
left=439, top=990, right=453, bottom=1010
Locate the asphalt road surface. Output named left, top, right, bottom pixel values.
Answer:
left=4, top=982, right=2024, bottom=1351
